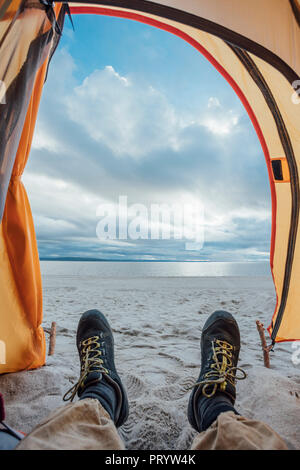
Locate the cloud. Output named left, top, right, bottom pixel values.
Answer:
left=64, top=64, right=184, bottom=158
left=25, top=48, right=271, bottom=260
left=207, top=97, right=221, bottom=108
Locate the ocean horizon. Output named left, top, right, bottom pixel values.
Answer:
left=40, top=260, right=271, bottom=277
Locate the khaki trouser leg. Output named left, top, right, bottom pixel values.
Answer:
left=16, top=398, right=125, bottom=450
left=191, top=411, right=288, bottom=450
left=15, top=404, right=288, bottom=450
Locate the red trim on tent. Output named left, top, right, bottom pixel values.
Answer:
left=69, top=5, right=279, bottom=339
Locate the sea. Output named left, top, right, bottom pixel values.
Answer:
left=40, top=260, right=271, bottom=278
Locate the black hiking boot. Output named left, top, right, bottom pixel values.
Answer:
left=187, top=310, right=246, bottom=432
left=63, top=309, right=129, bottom=428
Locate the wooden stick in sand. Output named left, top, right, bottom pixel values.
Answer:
left=44, top=322, right=57, bottom=356
left=256, top=320, right=270, bottom=368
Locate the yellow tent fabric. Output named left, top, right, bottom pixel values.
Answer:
left=0, top=0, right=299, bottom=374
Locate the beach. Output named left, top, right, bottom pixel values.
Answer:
left=1, top=263, right=299, bottom=449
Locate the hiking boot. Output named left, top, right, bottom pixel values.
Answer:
left=188, top=310, right=246, bottom=432
left=63, top=309, right=129, bottom=428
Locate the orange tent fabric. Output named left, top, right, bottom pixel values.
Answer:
left=0, top=0, right=62, bottom=373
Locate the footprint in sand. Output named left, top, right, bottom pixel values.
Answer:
left=178, top=298, right=190, bottom=304
left=158, top=352, right=185, bottom=367
left=181, top=376, right=197, bottom=390
left=119, top=420, right=135, bottom=436
left=153, top=384, right=188, bottom=401
left=124, top=374, right=146, bottom=398
left=238, top=362, right=253, bottom=370
left=153, top=375, right=197, bottom=401
left=114, top=328, right=153, bottom=338
left=124, top=404, right=180, bottom=450
left=165, top=372, right=179, bottom=385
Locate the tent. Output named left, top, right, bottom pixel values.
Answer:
left=0, top=0, right=300, bottom=374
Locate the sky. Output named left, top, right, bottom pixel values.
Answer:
left=23, top=14, right=272, bottom=261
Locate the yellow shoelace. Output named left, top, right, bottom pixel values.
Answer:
left=63, top=335, right=109, bottom=402
left=194, top=339, right=247, bottom=398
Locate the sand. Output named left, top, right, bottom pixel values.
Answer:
left=1, top=274, right=299, bottom=449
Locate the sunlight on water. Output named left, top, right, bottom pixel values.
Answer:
left=40, top=261, right=271, bottom=278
